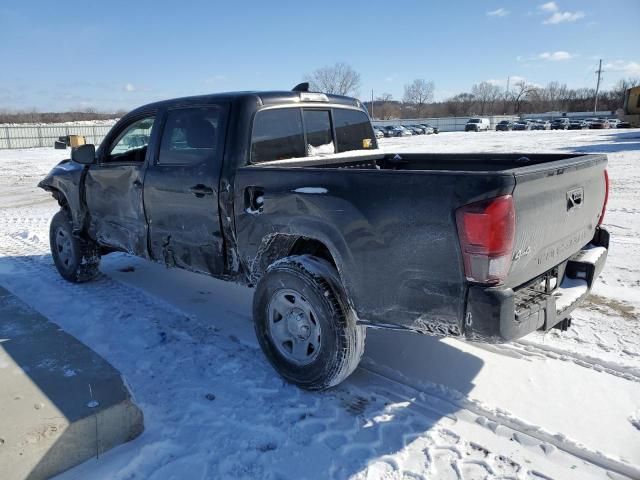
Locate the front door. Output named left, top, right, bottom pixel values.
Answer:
left=85, top=115, right=156, bottom=255
left=143, top=105, right=228, bottom=276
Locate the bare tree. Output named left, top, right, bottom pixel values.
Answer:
left=304, top=62, right=361, bottom=96
left=375, top=93, right=400, bottom=120
left=445, top=93, right=476, bottom=116
left=471, top=82, right=502, bottom=115
left=402, top=79, right=435, bottom=117
left=612, top=77, right=640, bottom=109
left=511, top=80, right=537, bottom=114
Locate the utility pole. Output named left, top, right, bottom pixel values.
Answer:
left=594, top=59, right=603, bottom=114
left=371, top=89, right=374, bottom=119
left=504, top=76, right=510, bottom=115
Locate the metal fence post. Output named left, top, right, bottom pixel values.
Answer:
left=5, top=126, right=10, bottom=149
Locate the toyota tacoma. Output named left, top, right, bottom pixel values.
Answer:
left=39, top=85, right=610, bottom=390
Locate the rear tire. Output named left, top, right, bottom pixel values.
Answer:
left=253, top=255, right=366, bottom=390
left=50, top=210, right=101, bottom=283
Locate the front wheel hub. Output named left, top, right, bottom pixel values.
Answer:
left=267, top=289, right=322, bottom=366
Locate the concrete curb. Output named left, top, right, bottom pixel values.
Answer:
left=0, top=286, right=143, bottom=480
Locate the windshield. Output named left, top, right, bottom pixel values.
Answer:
left=469, top=119, right=480, bottom=123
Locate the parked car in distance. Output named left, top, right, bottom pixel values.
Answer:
left=495, top=120, right=514, bottom=131
left=392, top=126, right=413, bottom=137
left=381, top=125, right=397, bottom=137
left=568, top=119, right=589, bottom=130
left=535, top=120, right=551, bottom=130
left=373, top=127, right=385, bottom=139
left=409, top=124, right=430, bottom=135
left=607, top=119, right=620, bottom=129
left=420, top=123, right=439, bottom=134
left=465, top=118, right=490, bottom=132
left=590, top=118, right=610, bottom=129
left=551, top=118, right=570, bottom=130
left=404, top=125, right=423, bottom=135
left=617, top=120, right=632, bottom=128
left=513, top=120, right=533, bottom=131
left=38, top=86, right=610, bottom=390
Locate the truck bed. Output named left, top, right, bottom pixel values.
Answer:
left=253, top=151, right=598, bottom=173
left=235, top=152, right=607, bottom=337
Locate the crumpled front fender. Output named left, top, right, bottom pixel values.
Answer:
left=38, top=159, right=86, bottom=232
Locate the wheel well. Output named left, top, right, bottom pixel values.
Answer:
left=289, top=237, right=337, bottom=269
left=49, top=188, right=69, bottom=209
left=251, top=234, right=338, bottom=284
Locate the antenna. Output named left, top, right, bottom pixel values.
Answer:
left=292, top=82, right=310, bottom=92
left=594, top=59, right=603, bottom=114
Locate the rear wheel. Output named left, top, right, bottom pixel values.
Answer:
left=253, top=255, right=366, bottom=390
left=50, top=210, right=101, bottom=282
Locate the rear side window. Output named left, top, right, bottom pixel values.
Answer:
left=158, top=107, right=222, bottom=165
left=303, top=110, right=334, bottom=155
left=333, top=109, right=376, bottom=152
left=251, top=109, right=305, bottom=163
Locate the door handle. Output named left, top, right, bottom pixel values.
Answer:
left=189, top=184, right=214, bottom=198
left=244, top=186, right=265, bottom=213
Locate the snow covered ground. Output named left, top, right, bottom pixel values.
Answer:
left=0, top=129, right=638, bottom=479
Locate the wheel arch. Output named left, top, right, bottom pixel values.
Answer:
left=250, top=231, right=367, bottom=322
left=250, top=233, right=340, bottom=284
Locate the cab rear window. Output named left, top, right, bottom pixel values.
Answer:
left=251, top=109, right=305, bottom=163
left=333, top=109, right=376, bottom=153
left=251, top=107, right=375, bottom=163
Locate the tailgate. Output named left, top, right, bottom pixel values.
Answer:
left=506, top=154, right=607, bottom=288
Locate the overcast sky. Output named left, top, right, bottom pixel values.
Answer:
left=1, top=0, right=638, bottom=111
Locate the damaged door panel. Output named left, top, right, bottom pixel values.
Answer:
left=143, top=105, right=229, bottom=276
left=84, top=116, right=156, bottom=256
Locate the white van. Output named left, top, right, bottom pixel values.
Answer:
left=465, top=118, right=490, bottom=132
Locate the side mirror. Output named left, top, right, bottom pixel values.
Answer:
left=71, top=144, right=96, bottom=165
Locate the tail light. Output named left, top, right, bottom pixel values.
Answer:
left=456, top=195, right=515, bottom=285
left=598, top=169, right=609, bottom=226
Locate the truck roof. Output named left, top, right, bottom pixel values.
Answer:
left=127, top=90, right=362, bottom=116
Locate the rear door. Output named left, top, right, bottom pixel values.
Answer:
left=143, top=104, right=228, bottom=276
left=507, top=155, right=607, bottom=287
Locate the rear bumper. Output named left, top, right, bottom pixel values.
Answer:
left=464, top=227, right=609, bottom=342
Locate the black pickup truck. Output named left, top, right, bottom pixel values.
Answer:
left=39, top=86, right=609, bottom=390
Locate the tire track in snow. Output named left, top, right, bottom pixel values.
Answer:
left=358, top=366, right=640, bottom=480
left=0, top=214, right=636, bottom=479
left=0, top=228, right=547, bottom=480
left=473, top=340, right=640, bottom=384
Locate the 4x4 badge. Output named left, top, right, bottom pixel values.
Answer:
left=567, top=187, right=584, bottom=211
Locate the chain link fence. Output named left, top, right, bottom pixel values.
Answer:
left=0, top=122, right=117, bottom=149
